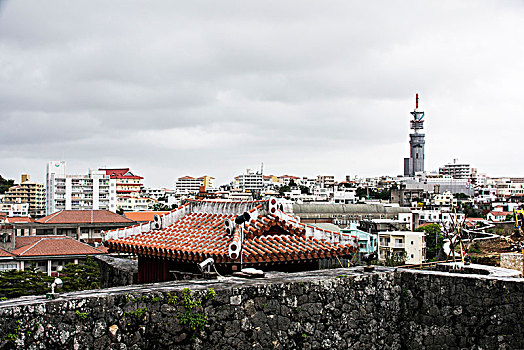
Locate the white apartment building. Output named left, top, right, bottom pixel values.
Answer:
left=234, top=169, right=263, bottom=192
left=312, top=186, right=333, bottom=201
left=475, top=187, right=497, bottom=204
left=316, top=175, right=336, bottom=187
left=175, top=176, right=214, bottom=194
left=490, top=178, right=524, bottom=199
left=0, top=203, right=29, bottom=217
left=141, top=187, right=167, bottom=200
left=412, top=209, right=465, bottom=228
left=46, top=161, right=117, bottom=215
left=432, top=191, right=457, bottom=207
left=378, top=231, right=426, bottom=265
left=439, top=161, right=476, bottom=180
left=117, top=195, right=157, bottom=211
left=333, top=188, right=357, bottom=204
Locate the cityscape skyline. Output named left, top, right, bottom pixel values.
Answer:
left=1, top=1, right=523, bottom=187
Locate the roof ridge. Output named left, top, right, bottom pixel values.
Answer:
left=0, top=246, right=15, bottom=256
left=16, top=239, right=44, bottom=256
left=44, top=210, right=64, bottom=223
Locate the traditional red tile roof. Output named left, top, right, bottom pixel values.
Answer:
left=36, top=210, right=133, bottom=224
left=14, top=236, right=46, bottom=250
left=11, top=236, right=106, bottom=257
left=100, top=168, right=143, bottom=180
left=107, top=199, right=357, bottom=265
left=0, top=248, right=15, bottom=258
left=4, top=217, right=34, bottom=223
left=124, top=211, right=170, bottom=222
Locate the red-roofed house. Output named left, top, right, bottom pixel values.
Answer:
left=0, top=247, right=17, bottom=271
left=106, top=198, right=357, bottom=283
left=0, top=217, right=36, bottom=250
left=35, top=210, right=134, bottom=242
left=100, top=168, right=144, bottom=196
left=487, top=211, right=512, bottom=222
left=1, top=210, right=134, bottom=246
left=465, top=218, right=489, bottom=229
left=0, top=236, right=106, bottom=275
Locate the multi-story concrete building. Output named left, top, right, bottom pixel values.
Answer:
left=117, top=195, right=157, bottom=212
left=378, top=231, right=426, bottom=264
left=2, top=174, right=46, bottom=217
left=0, top=203, right=29, bottom=217
left=99, top=168, right=144, bottom=197
left=432, top=191, right=457, bottom=207
left=175, top=176, right=215, bottom=194
left=412, top=209, right=465, bottom=228
left=141, top=187, right=167, bottom=200
left=316, top=175, right=336, bottom=188
left=234, top=169, right=263, bottom=192
left=439, top=160, right=477, bottom=180
left=46, top=161, right=117, bottom=215
left=489, top=178, right=524, bottom=200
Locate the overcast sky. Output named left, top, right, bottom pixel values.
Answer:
left=0, top=1, right=523, bottom=187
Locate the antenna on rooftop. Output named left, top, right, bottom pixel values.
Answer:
left=260, top=162, right=264, bottom=175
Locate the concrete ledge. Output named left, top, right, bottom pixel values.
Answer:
left=435, top=262, right=523, bottom=278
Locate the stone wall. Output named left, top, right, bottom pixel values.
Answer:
left=95, top=255, right=138, bottom=289
left=500, top=253, right=524, bottom=274
left=0, top=267, right=522, bottom=349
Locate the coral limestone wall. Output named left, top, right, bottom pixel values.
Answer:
left=0, top=267, right=522, bottom=349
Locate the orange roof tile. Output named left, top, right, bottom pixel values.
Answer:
left=124, top=211, right=170, bottom=222
left=11, top=236, right=106, bottom=257
left=4, top=217, right=34, bottom=223
left=37, top=210, right=133, bottom=224
left=107, top=199, right=356, bottom=265
left=0, top=248, right=15, bottom=258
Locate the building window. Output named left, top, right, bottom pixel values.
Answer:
left=411, top=241, right=414, bottom=245
left=0, top=263, right=17, bottom=271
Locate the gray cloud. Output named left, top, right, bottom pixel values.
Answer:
left=0, top=0, right=523, bottom=186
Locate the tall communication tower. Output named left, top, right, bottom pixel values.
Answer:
left=403, top=93, right=425, bottom=176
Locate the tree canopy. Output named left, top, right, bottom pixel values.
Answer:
left=415, top=223, right=443, bottom=261
left=0, top=265, right=53, bottom=298
left=59, top=256, right=101, bottom=292
left=0, top=257, right=102, bottom=299
left=0, top=175, right=15, bottom=194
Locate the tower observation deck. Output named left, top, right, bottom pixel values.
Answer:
left=403, top=93, right=425, bottom=177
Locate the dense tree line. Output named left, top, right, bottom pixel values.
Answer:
left=0, top=257, right=101, bottom=299
left=0, top=175, right=15, bottom=194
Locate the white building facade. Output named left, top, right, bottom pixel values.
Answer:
left=0, top=203, right=29, bottom=217
left=175, top=176, right=215, bottom=195
left=46, top=161, right=117, bottom=215
left=378, top=231, right=426, bottom=265
left=234, top=169, right=263, bottom=192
